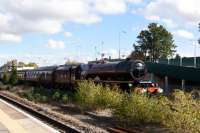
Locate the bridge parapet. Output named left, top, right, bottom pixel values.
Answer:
left=146, top=62, right=200, bottom=82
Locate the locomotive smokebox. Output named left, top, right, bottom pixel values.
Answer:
left=115, top=59, right=146, bottom=81
left=130, top=60, right=146, bottom=81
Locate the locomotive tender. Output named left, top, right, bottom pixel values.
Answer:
left=0, top=59, right=146, bottom=90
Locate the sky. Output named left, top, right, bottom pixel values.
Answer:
left=0, top=0, right=200, bottom=66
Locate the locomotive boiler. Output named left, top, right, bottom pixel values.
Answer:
left=81, top=59, right=146, bottom=82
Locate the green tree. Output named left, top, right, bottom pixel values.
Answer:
left=26, top=62, right=38, bottom=68
left=65, top=60, right=80, bottom=65
left=131, top=23, right=176, bottom=62
left=18, top=61, right=26, bottom=67
left=9, top=67, right=18, bottom=85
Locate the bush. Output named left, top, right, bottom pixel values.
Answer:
left=52, top=90, right=61, bottom=101
left=113, top=90, right=200, bottom=133
left=95, top=86, right=123, bottom=109
left=41, top=96, right=48, bottom=103
left=23, top=89, right=34, bottom=101
left=34, top=93, right=42, bottom=102
left=62, top=94, right=68, bottom=103
left=75, top=81, right=98, bottom=109
left=162, top=90, right=200, bottom=133
left=113, top=93, right=165, bottom=125
left=9, top=68, right=18, bottom=85
left=75, top=81, right=123, bottom=110
left=2, top=72, right=9, bottom=84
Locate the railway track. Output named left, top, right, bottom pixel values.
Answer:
left=0, top=92, right=145, bottom=133
left=107, top=127, right=144, bottom=133
left=0, top=93, right=80, bottom=133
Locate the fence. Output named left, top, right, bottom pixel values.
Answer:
left=157, top=57, right=200, bottom=68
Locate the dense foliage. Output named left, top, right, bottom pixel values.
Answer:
left=130, top=23, right=176, bottom=61
left=9, top=68, right=18, bottom=85
left=75, top=81, right=123, bottom=110
left=18, top=61, right=38, bottom=68
left=75, top=82, right=200, bottom=133
left=19, top=87, right=70, bottom=103
left=2, top=72, right=9, bottom=84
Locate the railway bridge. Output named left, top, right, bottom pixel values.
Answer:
left=146, top=57, right=200, bottom=93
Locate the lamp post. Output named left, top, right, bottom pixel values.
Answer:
left=193, top=41, right=197, bottom=68
left=192, top=40, right=199, bottom=68
left=118, top=31, right=127, bottom=59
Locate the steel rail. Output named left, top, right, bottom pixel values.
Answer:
left=0, top=93, right=80, bottom=133
left=107, top=127, right=144, bottom=133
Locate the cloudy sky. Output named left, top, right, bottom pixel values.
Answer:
left=0, top=0, right=199, bottom=66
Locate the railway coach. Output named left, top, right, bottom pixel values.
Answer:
left=0, top=59, right=147, bottom=91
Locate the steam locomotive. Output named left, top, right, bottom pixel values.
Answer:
left=0, top=59, right=146, bottom=90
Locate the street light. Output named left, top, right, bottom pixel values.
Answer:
left=118, top=30, right=127, bottom=59
left=193, top=41, right=198, bottom=68
left=189, top=40, right=199, bottom=68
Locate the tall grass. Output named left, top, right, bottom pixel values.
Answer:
left=114, top=90, right=200, bottom=133
left=75, top=81, right=200, bottom=133
left=162, top=90, right=200, bottom=133
left=75, top=81, right=123, bottom=110
left=113, top=93, right=165, bottom=125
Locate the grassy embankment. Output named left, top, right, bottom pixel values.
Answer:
left=0, top=81, right=199, bottom=133
left=75, top=81, right=200, bottom=133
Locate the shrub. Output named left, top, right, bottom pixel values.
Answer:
left=95, top=86, right=123, bottom=109
left=9, top=68, right=18, bottom=85
left=2, top=72, right=9, bottom=84
left=75, top=81, right=123, bottom=110
left=113, top=93, right=165, bottom=125
left=52, top=90, right=61, bottom=101
left=113, top=90, right=200, bottom=133
left=23, top=89, right=34, bottom=101
left=34, top=93, right=42, bottom=102
left=75, top=81, right=98, bottom=109
left=62, top=94, right=68, bottom=103
left=162, top=90, right=200, bottom=133
left=41, top=96, right=48, bottom=103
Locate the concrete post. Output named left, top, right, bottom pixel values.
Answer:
left=150, top=73, right=154, bottom=82
left=180, top=57, right=182, bottom=66
left=181, top=79, right=185, bottom=91
left=165, top=76, right=169, bottom=94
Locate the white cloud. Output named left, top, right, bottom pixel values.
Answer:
left=46, top=39, right=65, bottom=49
left=0, top=0, right=141, bottom=43
left=64, top=32, right=73, bottom=37
left=94, top=0, right=127, bottom=15
left=0, top=33, right=22, bottom=43
left=161, top=18, right=177, bottom=28
left=141, top=0, right=200, bottom=27
left=145, top=15, right=160, bottom=21
left=174, top=30, right=194, bottom=39
left=127, top=0, right=143, bottom=4
left=101, top=49, right=131, bottom=59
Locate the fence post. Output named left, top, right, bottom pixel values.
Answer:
left=150, top=73, right=154, bottom=82
left=180, top=57, right=182, bottom=66
left=181, top=79, right=185, bottom=91
left=165, top=76, right=169, bottom=94
left=167, top=58, right=170, bottom=65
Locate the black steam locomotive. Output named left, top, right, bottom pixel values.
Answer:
left=0, top=59, right=146, bottom=90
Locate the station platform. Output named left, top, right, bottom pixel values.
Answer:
left=0, top=98, right=59, bottom=133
